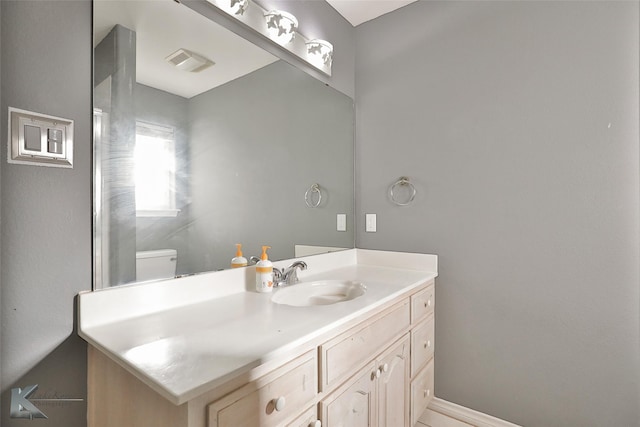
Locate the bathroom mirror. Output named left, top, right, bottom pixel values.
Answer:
left=93, top=0, right=354, bottom=288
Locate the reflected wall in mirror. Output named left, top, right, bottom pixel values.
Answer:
left=93, top=0, right=354, bottom=289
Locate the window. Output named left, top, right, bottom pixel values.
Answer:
left=134, top=121, right=179, bottom=217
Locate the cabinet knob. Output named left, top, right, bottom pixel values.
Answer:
left=381, top=363, right=389, bottom=373
left=372, top=368, right=381, bottom=380
left=423, top=388, right=431, bottom=398
left=273, top=396, right=286, bottom=411
left=309, top=421, right=321, bottom=427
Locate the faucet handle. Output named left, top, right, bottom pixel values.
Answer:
left=288, top=260, right=308, bottom=271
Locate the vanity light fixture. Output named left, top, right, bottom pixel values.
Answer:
left=264, top=10, right=298, bottom=45
left=306, top=39, right=333, bottom=67
left=204, top=0, right=333, bottom=75
left=229, top=0, right=248, bottom=15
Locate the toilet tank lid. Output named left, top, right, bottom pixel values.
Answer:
left=136, top=249, right=177, bottom=259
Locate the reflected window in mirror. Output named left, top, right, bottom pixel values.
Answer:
left=134, top=121, right=179, bottom=217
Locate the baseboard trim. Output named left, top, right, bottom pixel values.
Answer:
left=427, top=398, right=522, bottom=427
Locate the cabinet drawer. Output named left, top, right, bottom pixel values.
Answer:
left=208, top=352, right=317, bottom=427
left=411, top=284, right=434, bottom=324
left=320, top=300, right=410, bottom=390
left=410, top=359, right=434, bottom=427
left=410, top=313, right=434, bottom=377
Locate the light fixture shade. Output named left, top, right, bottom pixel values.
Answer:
left=264, top=10, right=298, bottom=44
left=306, top=39, right=333, bottom=67
left=229, top=0, right=249, bottom=15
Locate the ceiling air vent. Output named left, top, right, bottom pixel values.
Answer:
left=165, top=48, right=214, bottom=73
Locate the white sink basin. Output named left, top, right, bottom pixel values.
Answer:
left=271, top=280, right=366, bottom=307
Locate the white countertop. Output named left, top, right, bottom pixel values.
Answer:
left=78, top=249, right=437, bottom=405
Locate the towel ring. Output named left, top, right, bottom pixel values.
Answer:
left=389, top=177, right=416, bottom=206
left=305, top=183, right=322, bottom=208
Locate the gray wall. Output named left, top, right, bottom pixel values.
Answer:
left=135, top=65, right=354, bottom=276
left=355, top=1, right=640, bottom=426
left=188, top=60, right=354, bottom=271
left=0, top=1, right=92, bottom=426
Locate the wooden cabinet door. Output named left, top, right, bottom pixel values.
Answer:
left=377, top=335, right=410, bottom=427
left=287, top=406, right=321, bottom=427
left=320, top=361, right=377, bottom=427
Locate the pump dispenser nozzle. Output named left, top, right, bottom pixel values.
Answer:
left=231, top=243, right=248, bottom=268
left=260, top=245, right=271, bottom=261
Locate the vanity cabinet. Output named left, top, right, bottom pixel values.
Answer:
left=319, top=334, right=410, bottom=427
left=86, top=280, right=436, bottom=427
left=318, top=303, right=411, bottom=427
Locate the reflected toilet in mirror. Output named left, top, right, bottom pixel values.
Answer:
left=135, top=249, right=178, bottom=282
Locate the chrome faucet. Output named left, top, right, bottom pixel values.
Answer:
left=273, top=261, right=308, bottom=287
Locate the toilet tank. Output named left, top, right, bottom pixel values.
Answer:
left=135, top=249, right=177, bottom=282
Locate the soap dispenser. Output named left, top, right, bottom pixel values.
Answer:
left=231, top=244, right=248, bottom=268
left=255, top=245, right=273, bottom=293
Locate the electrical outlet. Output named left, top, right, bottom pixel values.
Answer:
left=365, top=214, right=377, bottom=232
left=337, top=214, right=347, bottom=231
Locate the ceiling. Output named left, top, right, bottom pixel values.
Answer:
left=94, top=1, right=277, bottom=99
left=326, top=0, right=418, bottom=26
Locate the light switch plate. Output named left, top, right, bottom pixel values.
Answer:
left=8, top=107, right=73, bottom=168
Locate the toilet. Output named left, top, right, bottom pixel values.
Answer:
left=135, top=249, right=178, bottom=282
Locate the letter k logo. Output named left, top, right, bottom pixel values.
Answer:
left=10, top=384, right=48, bottom=419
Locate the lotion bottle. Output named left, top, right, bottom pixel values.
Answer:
left=231, top=243, right=248, bottom=268
left=255, top=245, right=273, bottom=293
